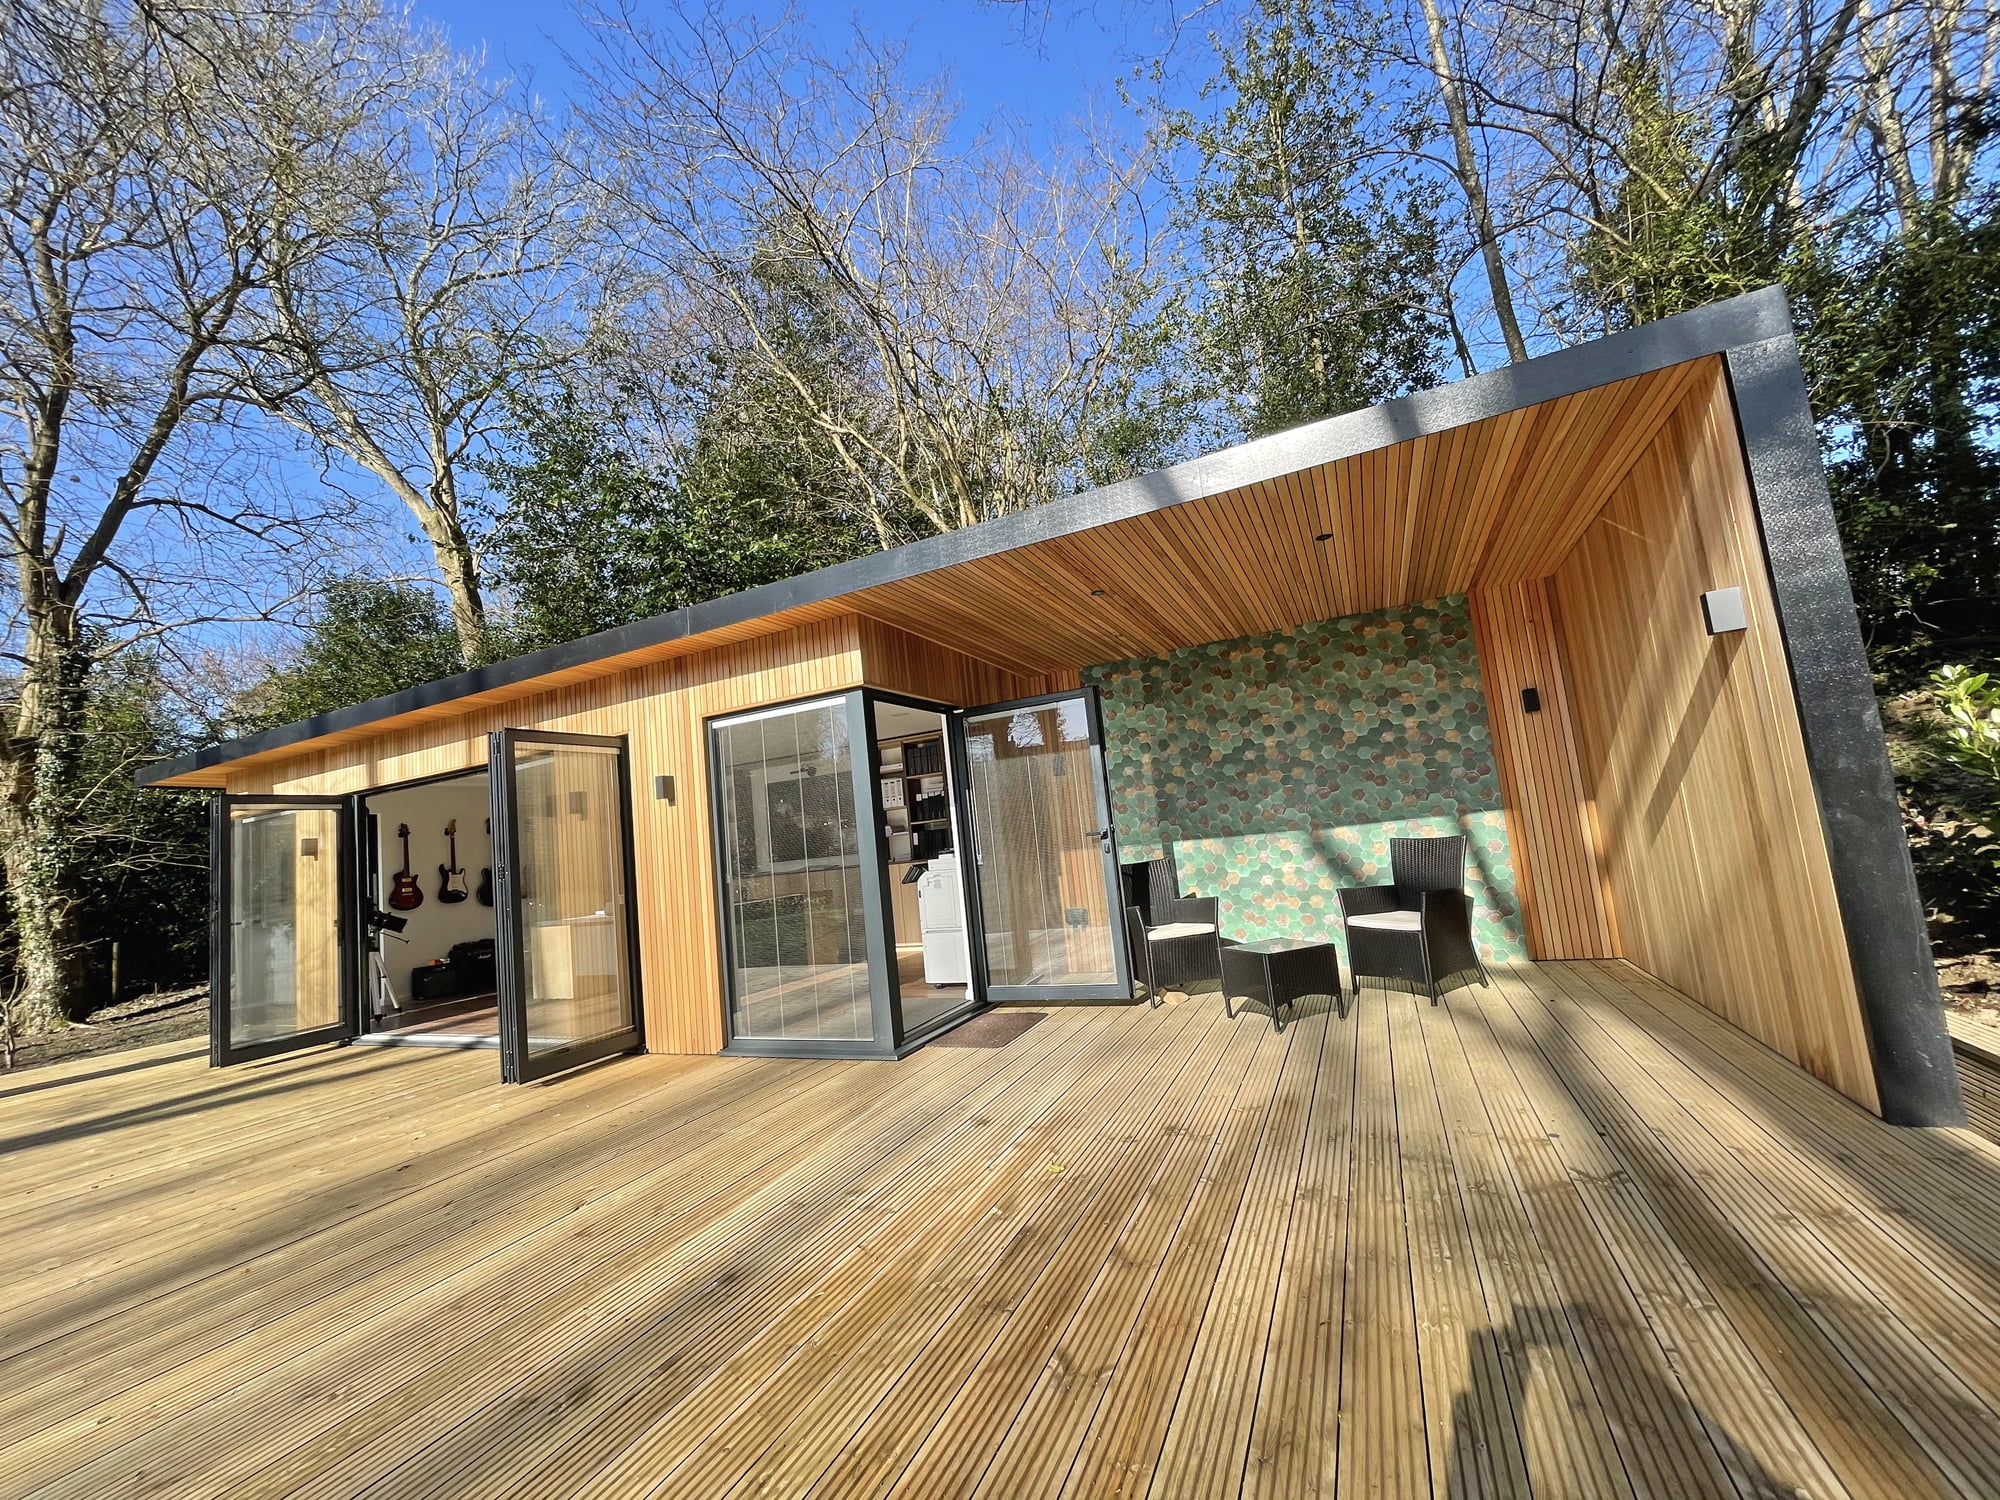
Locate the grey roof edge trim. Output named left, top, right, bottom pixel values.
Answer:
left=140, top=285, right=1794, bottom=787
left=1723, top=333, right=1963, bottom=1126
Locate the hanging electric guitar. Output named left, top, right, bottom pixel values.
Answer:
left=476, top=816, right=493, bottom=906
left=388, top=823, right=424, bottom=911
left=437, top=819, right=470, bottom=903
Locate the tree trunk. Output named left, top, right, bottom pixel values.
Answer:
left=414, top=490, right=489, bottom=669
left=0, top=593, right=92, bottom=1033
left=1414, top=0, right=1528, bottom=363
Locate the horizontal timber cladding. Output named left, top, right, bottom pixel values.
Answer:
left=1468, top=579, right=1619, bottom=961
left=223, top=617, right=871, bottom=1056
left=1548, top=363, right=1881, bottom=1113
left=853, top=617, right=1078, bottom=705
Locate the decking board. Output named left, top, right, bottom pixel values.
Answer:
left=3, top=962, right=1995, bottom=1499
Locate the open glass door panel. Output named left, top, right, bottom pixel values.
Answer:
left=213, top=797, right=353, bottom=1065
left=490, top=731, right=644, bottom=1082
left=955, top=689, right=1133, bottom=1002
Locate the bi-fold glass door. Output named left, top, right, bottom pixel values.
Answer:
left=211, top=796, right=356, bottom=1065
left=212, top=740, right=646, bottom=1082
left=489, top=730, right=646, bottom=1083
left=950, top=688, right=1133, bottom=1003
left=711, top=694, right=892, bottom=1055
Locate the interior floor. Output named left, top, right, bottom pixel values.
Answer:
left=896, top=946, right=969, bottom=1011
left=355, top=993, right=501, bottom=1049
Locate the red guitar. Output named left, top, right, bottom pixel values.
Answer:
left=388, top=823, right=424, bottom=911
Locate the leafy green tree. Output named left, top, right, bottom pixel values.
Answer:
left=1800, top=205, right=2000, bottom=686
left=1566, top=58, right=1797, bottom=327
left=480, top=348, right=880, bottom=656
left=1170, top=0, right=1451, bottom=436
left=0, top=649, right=209, bottom=1023
left=67, top=655, right=210, bottom=999
left=234, top=578, right=466, bottom=733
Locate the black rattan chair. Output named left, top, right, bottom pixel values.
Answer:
left=1129, top=897, right=1223, bottom=1005
left=1337, top=835, right=1490, bottom=1007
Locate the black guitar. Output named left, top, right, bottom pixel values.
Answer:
left=437, top=819, right=469, bottom=904
left=476, top=817, right=493, bottom=906
left=388, top=824, right=424, bottom=911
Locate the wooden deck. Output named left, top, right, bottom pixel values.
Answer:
left=6, top=960, right=2000, bottom=1499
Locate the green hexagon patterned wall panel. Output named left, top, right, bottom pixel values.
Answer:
left=1080, top=595, right=1528, bottom=961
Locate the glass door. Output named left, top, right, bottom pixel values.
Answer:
left=951, top=688, right=1133, bottom=1002
left=489, top=730, right=644, bottom=1082
left=212, top=796, right=354, bottom=1065
left=710, top=694, right=891, bottom=1055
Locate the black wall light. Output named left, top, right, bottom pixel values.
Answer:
left=654, top=774, right=676, bottom=804
left=1520, top=687, right=1542, bottom=714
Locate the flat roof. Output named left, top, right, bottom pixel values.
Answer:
left=142, top=287, right=1799, bottom=788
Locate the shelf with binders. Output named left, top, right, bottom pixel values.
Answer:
left=877, top=733, right=953, bottom=864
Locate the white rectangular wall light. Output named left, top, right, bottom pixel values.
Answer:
left=1701, top=587, right=1747, bottom=634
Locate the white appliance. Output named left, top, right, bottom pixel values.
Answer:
left=916, top=853, right=970, bottom=986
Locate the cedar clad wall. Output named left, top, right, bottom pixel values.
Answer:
left=855, top=618, right=1077, bottom=706
left=222, top=615, right=1073, bottom=1056
left=1473, top=364, right=1879, bottom=1112
left=1468, top=579, right=1617, bottom=960
left=225, top=618, right=870, bottom=1055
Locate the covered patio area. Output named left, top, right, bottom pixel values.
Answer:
left=5, top=960, right=1998, bottom=1499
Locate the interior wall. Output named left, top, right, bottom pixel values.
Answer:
left=365, top=776, right=494, bottom=1006
left=1081, top=598, right=1530, bottom=964
left=222, top=616, right=870, bottom=1055
left=1539, top=364, right=1880, bottom=1112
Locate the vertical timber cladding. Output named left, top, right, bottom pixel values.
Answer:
left=1467, top=581, right=1619, bottom=961
left=853, top=616, right=1079, bottom=705
left=1549, top=363, right=1881, bottom=1113
left=221, top=617, right=871, bottom=1055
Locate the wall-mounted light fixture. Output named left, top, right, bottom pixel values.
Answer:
left=1520, top=687, right=1542, bottom=715
left=654, top=774, right=676, bottom=804
left=299, top=837, right=320, bottom=859
left=1701, top=587, right=1748, bottom=635
left=1313, top=531, right=1335, bottom=543
left=1089, top=588, right=1108, bottom=598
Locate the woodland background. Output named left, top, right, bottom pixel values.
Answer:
left=3, top=0, right=1996, bottom=1052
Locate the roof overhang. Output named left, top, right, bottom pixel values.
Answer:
left=142, top=286, right=1799, bottom=789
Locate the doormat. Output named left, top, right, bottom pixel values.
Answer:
left=928, top=1011, right=1047, bottom=1048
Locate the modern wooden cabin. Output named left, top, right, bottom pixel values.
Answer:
left=141, top=288, right=1963, bottom=1125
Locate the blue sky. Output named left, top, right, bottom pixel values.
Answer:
left=411, top=0, right=1208, bottom=145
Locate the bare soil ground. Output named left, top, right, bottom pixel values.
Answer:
left=1940, top=949, right=2000, bottom=1017
left=3, top=986, right=206, bottom=1074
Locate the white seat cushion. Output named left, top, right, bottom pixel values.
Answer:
left=1347, top=909, right=1422, bottom=932
left=1147, top=922, right=1216, bottom=941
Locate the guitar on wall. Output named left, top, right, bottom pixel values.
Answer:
left=476, top=816, right=493, bottom=906
left=388, top=823, right=424, bottom=911
left=437, top=819, right=470, bottom=904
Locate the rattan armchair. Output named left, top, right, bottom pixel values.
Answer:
left=1338, top=835, right=1491, bottom=1006
left=1127, top=897, right=1224, bottom=1005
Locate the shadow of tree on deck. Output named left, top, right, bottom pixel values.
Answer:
left=1443, top=1302, right=1806, bottom=1500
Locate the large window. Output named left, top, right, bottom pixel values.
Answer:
left=713, top=697, right=874, bottom=1043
